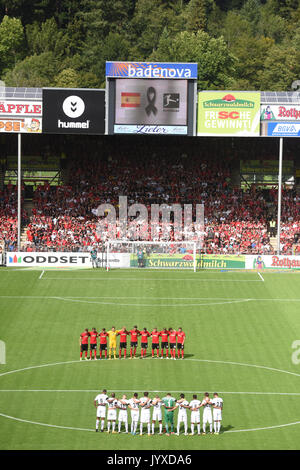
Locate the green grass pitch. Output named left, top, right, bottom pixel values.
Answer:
left=0, top=267, right=300, bottom=450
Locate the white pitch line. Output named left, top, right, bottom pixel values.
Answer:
left=258, top=272, right=264, bottom=282
left=0, top=296, right=300, bottom=305
left=1, top=359, right=300, bottom=435
left=0, top=413, right=95, bottom=433
left=0, top=390, right=300, bottom=396
left=39, top=270, right=45, bottom=280
left=1, top=358, right=300, bottom=380
left=51, top=296, right=251, bottom=307
left=40, top=277, right=262, bottom=282
left=0, top=411, right=299, bottom=435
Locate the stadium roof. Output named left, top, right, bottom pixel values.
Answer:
left=260, top=91, right=300, bottom=104
left=0, top=87, right=299, bottom=104
left=0, top=87, right=42, bottom=100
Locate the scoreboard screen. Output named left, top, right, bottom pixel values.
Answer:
left=106, top=62, right=197, bottom=136
left=115, top=78, right=188, bottom=126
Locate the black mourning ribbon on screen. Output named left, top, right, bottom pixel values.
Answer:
left=145, top=87, right=157, bottom=116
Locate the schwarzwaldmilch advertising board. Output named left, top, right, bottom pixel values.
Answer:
left=42, top=88, right=105, bottom=134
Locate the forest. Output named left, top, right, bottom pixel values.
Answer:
left=0, top=0, right=299, bottom=91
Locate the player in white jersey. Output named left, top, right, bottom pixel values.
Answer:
left=139, top=392, right=152, bottom=436
left=175, top=394, right=190, bottom=435
left=189, top=394, right=201, bottom=435
left=151, top=395, right=163, bottom=435
left=128, top=392, right=140, bottom=435
left=94, top=388, right=108, bottom=432
left=117, top=394, right=129, bottom=433
left=201, top=392, right=213, bottom=434
left=211, top=393, right=223, bottom=434
left=106, top=392, right=118, bottom=433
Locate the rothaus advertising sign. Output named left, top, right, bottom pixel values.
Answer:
left=42, top=88, right=105, bottom=134
left=260, top=105, right=300, bottom=121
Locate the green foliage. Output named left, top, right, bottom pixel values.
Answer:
left=26, top=18, right=69, bottom=57
left=151, top=30, right=236, bottom=89
left=0, top=15, right=24, bottom=73
left=54, top=68, right=80, bottom=88
left=186, top=0, right=215, bottom=32
left=0, top=0, right=299, bottom=90
left=3, top=52, right=58, bottom=87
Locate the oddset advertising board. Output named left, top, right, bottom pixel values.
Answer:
left=6, top=252, right=130, bottom=268
left=197, top=91, right=261, bottom=136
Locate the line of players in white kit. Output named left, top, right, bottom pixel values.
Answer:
left=94, top=390, right=223, bottom=436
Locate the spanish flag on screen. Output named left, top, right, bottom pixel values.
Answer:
left=121, top=92, right=141, bottom=108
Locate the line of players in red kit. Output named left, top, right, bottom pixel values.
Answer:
left=79, top=326, right=186, bottom=361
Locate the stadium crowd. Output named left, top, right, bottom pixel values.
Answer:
left=1, top=144, right=299, bottom=255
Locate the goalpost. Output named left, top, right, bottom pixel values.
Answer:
left=106, top=241, right=198, bottom=272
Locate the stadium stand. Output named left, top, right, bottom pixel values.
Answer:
left=1, top=138, right=299, bottom=255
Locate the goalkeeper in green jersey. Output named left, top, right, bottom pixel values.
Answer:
left=90, top=248, right=98, bottom=268
left=162, top=393, right=177, bottom=436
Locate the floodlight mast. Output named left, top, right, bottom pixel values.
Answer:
left=17, top=133, right=21, bottom=251
left=277, top=138, right=283, bottom=255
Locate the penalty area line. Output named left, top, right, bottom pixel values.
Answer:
left=258, top=272, right=264, bottom=282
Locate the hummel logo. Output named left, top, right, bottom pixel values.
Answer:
left=62, top=95, right=85, bottom=118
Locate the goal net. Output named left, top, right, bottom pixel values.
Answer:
left=106, top=241, right=198, bottom=271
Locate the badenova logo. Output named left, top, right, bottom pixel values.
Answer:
left=128, top=64, right=192, bottom=79
left=203, top=94, right=255, bottom=109
left=106, top=62, right=197, bottom=79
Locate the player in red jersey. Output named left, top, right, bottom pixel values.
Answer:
left=89, top=327, right=98, bottom=360
left=80, top=328, right=90, bottom=360
left=99, top=328, right=108, bottom=360
left=159, top=328, right=170, bottom=359
left=140, top=328, right=151, bottom=358
left=117, top=327, right=129, bottom=359
left=129, top=325, right=140, bottom=359
left=151, top=328, right=160, bottom=358
left=168, top=328, right=178, bottom=360
left=177, top=327, right=186, bottom=359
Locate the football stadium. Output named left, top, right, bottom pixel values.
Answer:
left=0, top=2, right=300, bottom=456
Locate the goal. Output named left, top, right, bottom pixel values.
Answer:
left=106, top=241, right=198, bottom=271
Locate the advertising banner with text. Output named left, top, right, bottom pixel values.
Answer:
left=0, top=117, right=42, bottom=133
left=246, top=255, right=300, bottom=270
left=197, top=91, right=261, bottom=136
left=261, top=121, right=300, bottom=137
left=6, top=252, right=130, bottom=268
left=130, top=254, right=245, bottom=269
left=260, top=104, right=300, bottom=121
